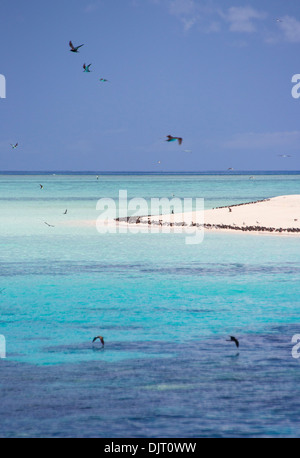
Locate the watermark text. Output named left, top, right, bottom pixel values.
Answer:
left=0, top=335, right=6, bottom=359
left=96, top=190, right=204, bottom=245
left=0, top=74, right=6, bottom=99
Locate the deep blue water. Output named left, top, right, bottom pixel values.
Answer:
left=0, top=173, right=299, bottom=438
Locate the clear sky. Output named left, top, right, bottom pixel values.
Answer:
left=0, top=0, right=300, bottom=171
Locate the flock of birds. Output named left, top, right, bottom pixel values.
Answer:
left=9, top=41, right=184, bottom=158
left=70, top=41, right=182, bottom=149
left=9, top=18, right=294, bottom=167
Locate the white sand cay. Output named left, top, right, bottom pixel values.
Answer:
left=119, top=195, right=300, bottom=235
left=69, top=195, right=300, bottom=236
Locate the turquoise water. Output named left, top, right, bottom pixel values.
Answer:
left=0, top=173, right=300, bottom=437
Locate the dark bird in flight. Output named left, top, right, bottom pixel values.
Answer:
left=166, top=135, right=183, bottom=145
left=64, top=209, right=68, bottom=215
left=83, top=63, right=92, bottom=72
left=39, top=184, right=43, bottom=189
left=93, top=335, right=105, bottom=346
left=99, top=78, right=109, bottom=82
left=226, top=336, right=239, bottom=348
left=227, top=167, right=234, bottom=171
left=69, top=41, right=84, bottom=53
left=44, top=222, right=55, bottom=227
left=10, top=143, right=18, bottom=149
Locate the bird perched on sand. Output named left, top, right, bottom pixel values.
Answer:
left=69, top=41, right=84, bottom=53
left=166, top=135, right=182, bottom=145
left=10, top=143, right=18, bottom=149
left=93, top=335, right=105, bottom=346
left=226, top=336, right=239, bottom=348
left=83, top=63, right=92, bottom=72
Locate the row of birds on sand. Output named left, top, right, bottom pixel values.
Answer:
left=91, top=334, right=239, bottom=349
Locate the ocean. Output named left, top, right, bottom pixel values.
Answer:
left=0, top=172, right=299, bottom=438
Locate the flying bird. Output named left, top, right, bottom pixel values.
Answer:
left=279, top=154, right=292, bottom=158
left=93, top=335, right=105, bottom=346
left=63, top=209, right=68, bottom=215
left=83, top=63, right=92, bottom=72
left=226, top=336, right=239, bottom=348
left=227, top=167, right=234, bottom=171
left=69, top=41, right=84, bottom=53
left=166, top=135, right=182, bottom=145
left=39, top=184, right=43, bottom=189
left=99, top=78, right=109, bottom=82
left=10, top=143, right=18, bottom=149
left=44, top=222, right=55, bottom=228
left=276, top=18, right=283, bottom=22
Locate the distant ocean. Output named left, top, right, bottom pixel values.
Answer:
left=0, top=172, right=299, bottom=438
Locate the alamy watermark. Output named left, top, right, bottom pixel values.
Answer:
left=291, top=74, right=300, bottom=99
left=292, top=334, right=300, bottom=359
left=96, top=190, right=204, bottom=245
left=0, top=335, right=6, bottom=359
left=0, top=74, right=6, bottom=99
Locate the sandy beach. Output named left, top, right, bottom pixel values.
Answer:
left=114, top=195, right=300, bottom=235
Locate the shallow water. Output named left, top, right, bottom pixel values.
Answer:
left=0, top=173, right=299, bottom=437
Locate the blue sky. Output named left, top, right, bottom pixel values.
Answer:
left=0, top=0, right=300, bottom=171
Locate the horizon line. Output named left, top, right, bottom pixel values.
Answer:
left=0, top=170, right=299, bottom=174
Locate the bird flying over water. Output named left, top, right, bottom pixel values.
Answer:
left=69, top=41, right=84, bottom=53
left=83, top=63, right=92, bottom=72
left=166, top=135, right=182, bottom=145
left=39, top=184, right=43, bottom=189
left=10, top=143, right=18, bottom=149
left=93, top=335, right=105, bottom=346
left=227, top=336, right=239, bottom=348
left=44, top=222, right=55, bottom=228
left=99, top=78, right=109, bottom=82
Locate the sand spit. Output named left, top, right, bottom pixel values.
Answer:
left=115, top=195, right=300, bottom=235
